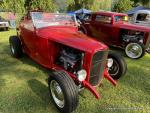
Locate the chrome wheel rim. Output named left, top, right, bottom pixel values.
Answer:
left=10, top=44, right=15, bottom=54
left=125, top=43, right=142, bottom=59
left=50, top=80, right=64, bottom=108
left=107, top=58, right=119, bottom=76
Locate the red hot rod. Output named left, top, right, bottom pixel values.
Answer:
left=79, top=11, right=150, bottom=59
left=9, top=11, right=127, bottom=113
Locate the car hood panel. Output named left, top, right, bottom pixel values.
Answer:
left=37, top=26, right=108, bottom=52
left=114, top=22, right=150, bottom=32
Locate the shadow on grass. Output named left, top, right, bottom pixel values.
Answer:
left=27, top=79, right=59, bottom=112
left=28, top=79, right=50, bottom=104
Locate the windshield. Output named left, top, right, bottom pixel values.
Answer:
left=137, top=13, right=150, bottom=22
left=31, top=12, right=77, bottom=28
left=114, top=15, right=128, bottom=23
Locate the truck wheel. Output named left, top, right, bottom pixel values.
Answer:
left=107, top=52, right=127, bottom=80
left=48, top=71, right=78, bottom=113
left=125, top=42, right=145, bottom=59
left=9, top=36, right=23, bottom=58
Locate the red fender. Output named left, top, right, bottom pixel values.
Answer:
left=104, top=69, right=117, bottom=86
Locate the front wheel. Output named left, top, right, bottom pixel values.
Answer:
left=48, top=71, right=78, bottom=113
left=107, top=52, right=127, bottom=80
left=125, top=42, right=145, bottom=59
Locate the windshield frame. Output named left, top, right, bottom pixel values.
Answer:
left=30, top=12, right=78, bottom=29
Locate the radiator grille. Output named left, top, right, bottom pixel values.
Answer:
left=89, top=51, right=108, bottom=86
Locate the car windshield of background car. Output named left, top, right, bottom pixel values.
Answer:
left=95, top=15, right=112, bottom=24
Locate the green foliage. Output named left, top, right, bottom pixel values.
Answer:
left=131, top=0, right=150, bottom=7
left=67, top=0, right=112, bottom=11
left=0, top=0, right=25, bottom=13
left=30, top=0, right=57, bottom=12
left=0, top=0, right=57, bottom=14
left=54, top=0, right=74, bottom=12
left=113, top=0, right=133, bottom=13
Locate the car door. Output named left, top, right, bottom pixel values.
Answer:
left=20, top=16, right=37, bottom=57
left=90, top=15, right=114, bottom=45
left=81, top=14, right=93, bottom=35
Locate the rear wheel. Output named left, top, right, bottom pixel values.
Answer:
left=48, top=71, right=78, bottom=113
left=107, top=52, right=127, bottom=80
left=125, top=42, right=145, bottom=59
left=9, top=36, right=23, bottom=58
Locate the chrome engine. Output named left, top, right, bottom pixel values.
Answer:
left=56, top=46, right=84, bottom=73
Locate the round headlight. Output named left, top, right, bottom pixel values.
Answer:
left=77, top=69, right=87, bottom=82
left=107, top=58, right=113, bottom=68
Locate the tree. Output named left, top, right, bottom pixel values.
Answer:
left=113, top=0, right=133, bottom=13
left=0, top=0, right=25, bottom=14
left=131, top=0, right=150, bottom=7
left=67, top=0, right=112, bottom=11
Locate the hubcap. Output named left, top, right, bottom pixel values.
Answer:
left=50, top=80, right=64, bottom=108
left=10, top=44, right=15, bottom=54
left=125, top=43, right=143, bottom=59
left=107, top=58, right=119, bottom=76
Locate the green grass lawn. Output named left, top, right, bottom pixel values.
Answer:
left=0, top=30, right=150, bottom=113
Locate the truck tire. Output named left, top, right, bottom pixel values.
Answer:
left=125, top=42, right=145, bottom=59
left=48, top=71, right=78, bottom=113
left=9, top=36, right=23, bottom=58
left=107, top=52, right=127, bottom=80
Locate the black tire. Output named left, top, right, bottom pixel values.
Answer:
left=107, top=52, right=127, bottom=80
left=48, top=71, right=78, bottom=113
left=9, top=36, right=23, bottom=58
left=125, top=42, right=145, bottom=59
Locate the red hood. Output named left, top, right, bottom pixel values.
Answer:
left=37, top=26, right=108, bottom=52
left=114, top=22, right=150, bottom=32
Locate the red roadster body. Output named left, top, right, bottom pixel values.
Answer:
left=9, top=11, right=127, bottom=113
